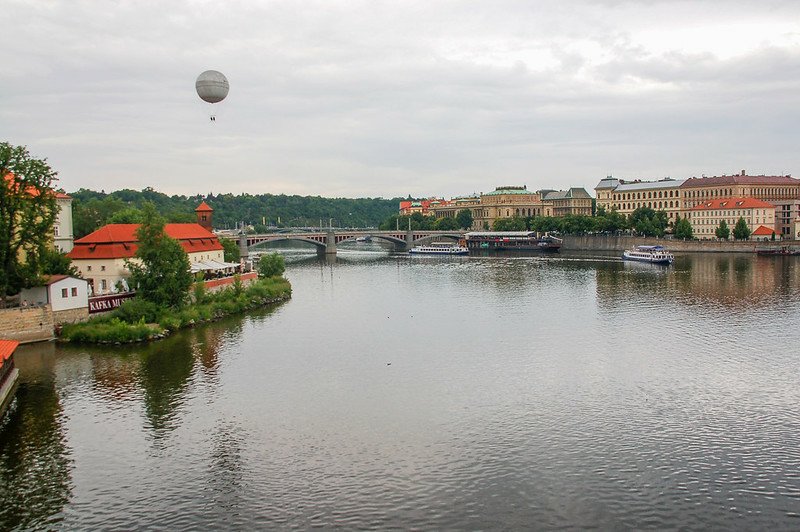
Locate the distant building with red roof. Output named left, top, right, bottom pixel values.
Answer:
left=67, top=222, right=224, bottom=295
left=3, top=172, right=74, bottom=253
left=681, top=170, right=800, bottom=237
left=687, top=197, right=776, bottom=240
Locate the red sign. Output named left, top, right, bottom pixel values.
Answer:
left=88, top=292, right=135, bottom=314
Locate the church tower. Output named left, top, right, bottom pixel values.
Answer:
left=195, top=201, right=213, bottom=232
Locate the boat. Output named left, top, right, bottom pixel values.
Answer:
left=408, top=242, right=469, bottom=255
left=0, top=340, right=20, bottom=419
left=355, top=235, right=372, bottom=243
left=464, top=231, right=562, bottom=252
left=622, top=245, right=674, bottom=264
left=756, top=246, right=800, bottom=256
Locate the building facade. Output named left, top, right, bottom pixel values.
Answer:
left=686, top=198, right=776, bottom=240
left=53, top=193, right=74, bottom=253
left=680, top=172, right=800, bottom=237
left=594, top=176, right=685, bottom=222
left=541, top=188, right=593, bottom=217
left=67, top=223, right=224, bottom=295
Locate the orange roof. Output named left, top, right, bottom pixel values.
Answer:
left=195, top=201, right=213, bottom=212
left=691, top=197, right=775, bottom=211
left=68, top=223, right=223, bottom=260
left=0, top=339, right=19, bottom=365
left=752, top=225, right=777, bottom=236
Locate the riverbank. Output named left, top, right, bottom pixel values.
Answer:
left=59, top=276, right=291, bottom=344
left=562, top=234, right=795, bottom=253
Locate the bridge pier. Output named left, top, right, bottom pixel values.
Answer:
left=325, top=230, right=337, bottom=255
left=405, top=230, right=414, bottom=251
left=239, top=233, right=249, bottom=261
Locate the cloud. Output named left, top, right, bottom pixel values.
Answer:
left=1, top=0, right=799, bottom=198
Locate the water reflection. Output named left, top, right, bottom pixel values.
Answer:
left=596, top=253, right=800, bottom=310
left=0, top=344, right=72, bottom=531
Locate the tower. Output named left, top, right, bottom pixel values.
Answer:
left=195, top=201, right=213, bottom=231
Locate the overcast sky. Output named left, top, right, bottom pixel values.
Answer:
left=2, top=1, right=799, bottom=199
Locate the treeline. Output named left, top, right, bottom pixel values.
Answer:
left=69, top=187, right=404, bottom=238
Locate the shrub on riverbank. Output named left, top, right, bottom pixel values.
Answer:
left=60, top=276, right=291, bottom=344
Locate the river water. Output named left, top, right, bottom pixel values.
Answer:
left=2, top=246, right=800, bottom=530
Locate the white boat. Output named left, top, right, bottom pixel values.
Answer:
left=409, top=242, right=469, bottom=255
left=622, top=245, right=674, bottom=264
left=355, top=236, right=372, bottom=243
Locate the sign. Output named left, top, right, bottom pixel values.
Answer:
left=88, top=292, right=135, bottom=314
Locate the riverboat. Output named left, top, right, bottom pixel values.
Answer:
left=464, top=231, right=562, bottom=252
left=756, top=246, right=800, bottom=256
left=409, top=242, right=469, bottom=255
left=356, top=236, right=372, bottom=243
left=622, top=245, right=674, bottom=264
left=0, top=340, right=20, bottom=418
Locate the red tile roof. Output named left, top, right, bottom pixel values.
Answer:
left=0, top=339, right=19, bottom=365
left=195, top=201, right=213, bottom=212
left=690, top=197, right=776, bottom=210
left=752, top=225, right=777, bottom=236
left=67, top=223, right=223, bottom=260
left=681, top=174, right=799, bottom=188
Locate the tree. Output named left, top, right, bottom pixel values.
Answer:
left=715, top=219, right=730, bottom=240
left=456, top=209, right=473, bottom=230
left=493, top=217, right=526, bottom=231
left=674, top=216, right=694, bottom=239
left=126, top=203, right=192, bottom=308
left=109, top=206, right=144, bottom=224
left=434, top=216, right=459, bottom=230
left=221, top=238, right=240, bottom=263
left=258, top=252, right=285, bottom=278
left=0, top=142, right=59, bottom=300
left=733, top=217, right=751, bottom=240
left=39, top=248, right=79, bottom=277
left=629, top=207, right=667, bottom=237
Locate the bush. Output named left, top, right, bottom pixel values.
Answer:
left=193, top=281, right=208, bottom=304
left=114, top=298, right=163, bottom=324
left=258, top=253, right=285, bottom=278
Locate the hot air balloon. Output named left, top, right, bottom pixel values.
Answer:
left=195, top=70, right=229, bottom=121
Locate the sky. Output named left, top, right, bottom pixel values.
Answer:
left=2, top=0, right=799, bottom=200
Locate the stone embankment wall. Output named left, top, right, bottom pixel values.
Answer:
left=562, top=235, right=788, bottom=253
left=0, top=305, right=55, bottom=343
left=202, top=272, right=259, bottom=294
left=53, top=307, right=89, bottom=326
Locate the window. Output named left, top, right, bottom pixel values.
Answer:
left=101, top=280, right=107, bottom=291
left=71, top=287, right=77, bottom=297
left=61, top=288, right=68, bottom=298
left=87, top=265, right=92, bottom=271
left=54, top=226, right=60, bottom=237
left=101, top=265, right=106, bottom=271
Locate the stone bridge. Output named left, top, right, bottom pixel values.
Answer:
left=226, top=230, right=466, bottom=257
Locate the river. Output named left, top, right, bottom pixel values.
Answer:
left=1, top=246, right=800, bottom=530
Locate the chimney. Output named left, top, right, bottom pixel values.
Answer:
left=741, top=169, right=746, bottom=176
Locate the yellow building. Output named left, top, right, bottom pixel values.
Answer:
left=594, top=176, right=685, bottom=222
left=541, top=188, right=593, bottom=217
left=686, top=197, right=776, bottom=240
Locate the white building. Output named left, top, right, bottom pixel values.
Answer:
left=53, top=193, right=74, bottom=253
left=20, top=275, right=89, bottom=311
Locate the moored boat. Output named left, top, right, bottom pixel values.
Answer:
left=0, top=339, right=20, bottom=419
left=622, top=245, right=674, bottom=264
left=756, top=246, right=800, bottom=256
left=464, top=231, right=562, bottom=252
left=409, top=242, right=469, bottom=255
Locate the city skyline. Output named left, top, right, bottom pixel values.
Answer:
left=2, top=1, right=799, bottom=199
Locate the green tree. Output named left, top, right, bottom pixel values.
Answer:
left=126, top=203, right=192, bottom=308
left=733, top=217, right=751, bottom=240
left=39, top=248, right=79, bottom=277
left=0, top=142, right=59, bottom=300
left=674, top=216, right=694, bottom=239
left=221, top=238, right=241, bottom=263
left=257, top=252, right=285, bottom=278
left=456, top=209, right=474, bottom=230
left=629, top=207, right=667, bottom=237
left=434, top=216, right=459, bottom=230
left=493, top=217, right=526, bottom=231
left=108, top=206, right=144, bottom=224
left=715, top=219, right=730, bottom=240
